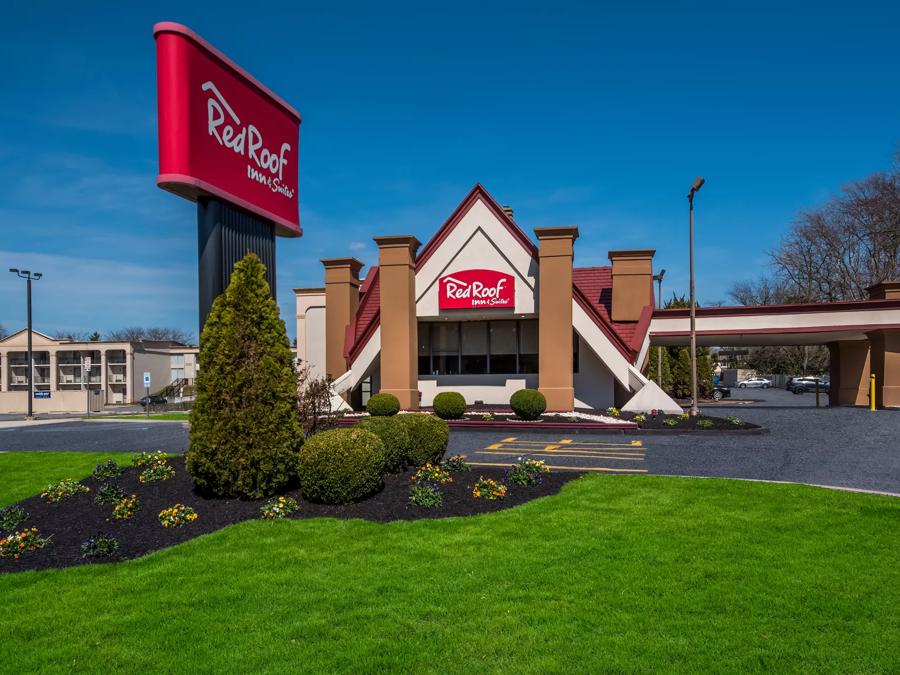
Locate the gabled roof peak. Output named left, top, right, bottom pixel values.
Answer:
left=415, top=183, right=537, bottom=269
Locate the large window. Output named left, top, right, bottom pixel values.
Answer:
left=419, top=319, right=554, bottom=376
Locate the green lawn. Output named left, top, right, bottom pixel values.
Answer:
left=1, top=453, right=899, bottom=673
left=0, top=452, right=126, bottom=507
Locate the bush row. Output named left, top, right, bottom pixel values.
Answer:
left=366, top=388, right=549, bottom=421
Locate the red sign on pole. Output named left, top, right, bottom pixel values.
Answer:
left=154, top=22, right=302, bottom=237
left=438, top=269, right=515, bottom=309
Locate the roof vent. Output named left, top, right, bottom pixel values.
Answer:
left=501, top=205, right=514, bottom=219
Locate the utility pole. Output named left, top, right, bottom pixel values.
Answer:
left=9, top=269, right=43, bottom=420
left=653, top=269, right=666, bottom=387
left=687, top=177, right=705, bottom=417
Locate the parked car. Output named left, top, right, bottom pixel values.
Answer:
left=139, top=395, right=168, bottom=407
left=789, top=379, right=830, bottom=394
left=711, top=384, right=731, bottom=401
left=737, top=377, right=772, bottom=389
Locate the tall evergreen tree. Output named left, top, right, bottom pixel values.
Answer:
left=186, top=253, right=303, bottom=498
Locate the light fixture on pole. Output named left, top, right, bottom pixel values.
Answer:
left=9, top=268, right=43, bottom=420
left=687, top=177, right=704, bottom=417
left=652, top=269, right=666, bottom=387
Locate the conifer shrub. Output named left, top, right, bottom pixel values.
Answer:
left=509, top=389, right=547, bottom=420
left=366, top=393, right=401, bottom=417
left=395, top=413, right=450, bottom=466
left=186, top=253, right=303, bottom=499
left=432, top=391, right=467, bottom=419
left=355, top=416, right=411, bottom=473
left=297, top=428, right=386, bottom=504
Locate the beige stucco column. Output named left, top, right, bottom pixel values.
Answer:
left=49, top=350, right=58, bottom=391
left=535, top=226, right=579, bottom=411
left=374, top=235, right=421, bottom=409
left=321, top=258, right=363, bottom=381
left=608, top=250, right=655, bottom=321
left=828, top=340, right=871, bottom=406
left=867, top=329, right=900, bottom=408
left=0, top=353, right=6, bottom=392
left=126, top=348, right=134, bottom=403
left=100, top=350, right=108, bottom=403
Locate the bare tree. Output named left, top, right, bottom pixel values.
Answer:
left=724, top=152, right=900, bottom=375
left=107, top=327, right=193, bottom=344
left=771, top=155, right=900, bottom=301
left=296, top=364, right=342, bottom=436
left=54, top=330, right=91, bottom=341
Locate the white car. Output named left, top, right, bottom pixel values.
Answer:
left=737, top=377, right=772, bottom=389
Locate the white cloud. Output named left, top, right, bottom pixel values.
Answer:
left=0, top=249, right=197, bottom=340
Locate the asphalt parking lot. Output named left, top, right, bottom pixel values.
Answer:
left=1, top=387, right=897, bottom=494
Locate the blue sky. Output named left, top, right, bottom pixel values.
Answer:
left=1, top=1, right=898, bottom=342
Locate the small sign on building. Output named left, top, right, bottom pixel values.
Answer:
left=34, top=391, right=51, bottom=399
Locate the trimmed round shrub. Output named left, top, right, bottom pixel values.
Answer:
left=355, top=416, right=411, bottom=473
left=432, top=391, right=467, bottom=420
left=297, top=428, right=386, bottom=504
left=366, top=393, right=401, bottom=417
left=509, top=388, right=547, bottom=420
left=395, top=414, right=450, bottom=466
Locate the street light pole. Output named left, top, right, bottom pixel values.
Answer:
left=9, top=268, right=42, bottom=420
left=652, top=269, right=666, bottom=387
left=687, top=177, right=704, bottom=417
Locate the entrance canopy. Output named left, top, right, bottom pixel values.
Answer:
left=649, top=299, right=900, bottom=347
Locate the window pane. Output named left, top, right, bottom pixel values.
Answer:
left=518, top=320, right=538, bottom=373
left=519, top=320, right=538, bottom=353
left=418, top=323, right=431, bottom=375
left=489, top=321, right=517, bottom=374
left=461, top=322, right=487, bottom=374
left=432, top=323, right=459, bottom=375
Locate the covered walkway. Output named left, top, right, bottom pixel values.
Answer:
left=648, top=282, right=900, bottom=408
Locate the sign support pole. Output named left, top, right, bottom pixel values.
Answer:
left=197, top=198, right=277, bottom=335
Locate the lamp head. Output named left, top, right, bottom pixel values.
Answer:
left=20, top=270, right=30, bottom=276
left=9, top=268, right=18, bottom=274
left=689, top=177, right=705, bottom=196
left=33, top=272, right=42, bottom=280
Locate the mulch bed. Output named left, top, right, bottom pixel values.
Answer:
left=0, top=456, right=580, bottom=574
left=618, top=411, right=761, bottom=430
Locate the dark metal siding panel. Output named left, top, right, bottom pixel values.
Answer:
left=197, top=198, right=276, bottom=334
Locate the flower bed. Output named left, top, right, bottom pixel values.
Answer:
left=0, top=455, right=579, bottom=574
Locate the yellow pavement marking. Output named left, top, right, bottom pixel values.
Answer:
left=467, top=461, right=647, bottom=473
left=481, top=446, right=644, bottom=456
left=494, top=440, right=640, bottom=450
left=501, top=437, right=518, bottom=442
left=553, top=439, right=643, bottom=447
left=477, top=451, right=645, bottom=461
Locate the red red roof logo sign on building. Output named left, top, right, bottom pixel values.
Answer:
left=153, top=22, right=302, bottom=237
left=439, top=269, right=515, bottom=309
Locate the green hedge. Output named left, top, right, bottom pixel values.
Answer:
left=395, top=414, right=450, bottom=466
left=432, top=392, right=467, bottom=420
left=509, top=389, right=547, bottom=420
left=355, top=416, right=411, bottom=473
left=297, top=428, right=386, bottom=504
left=366, top=393, right=401, bottom=417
